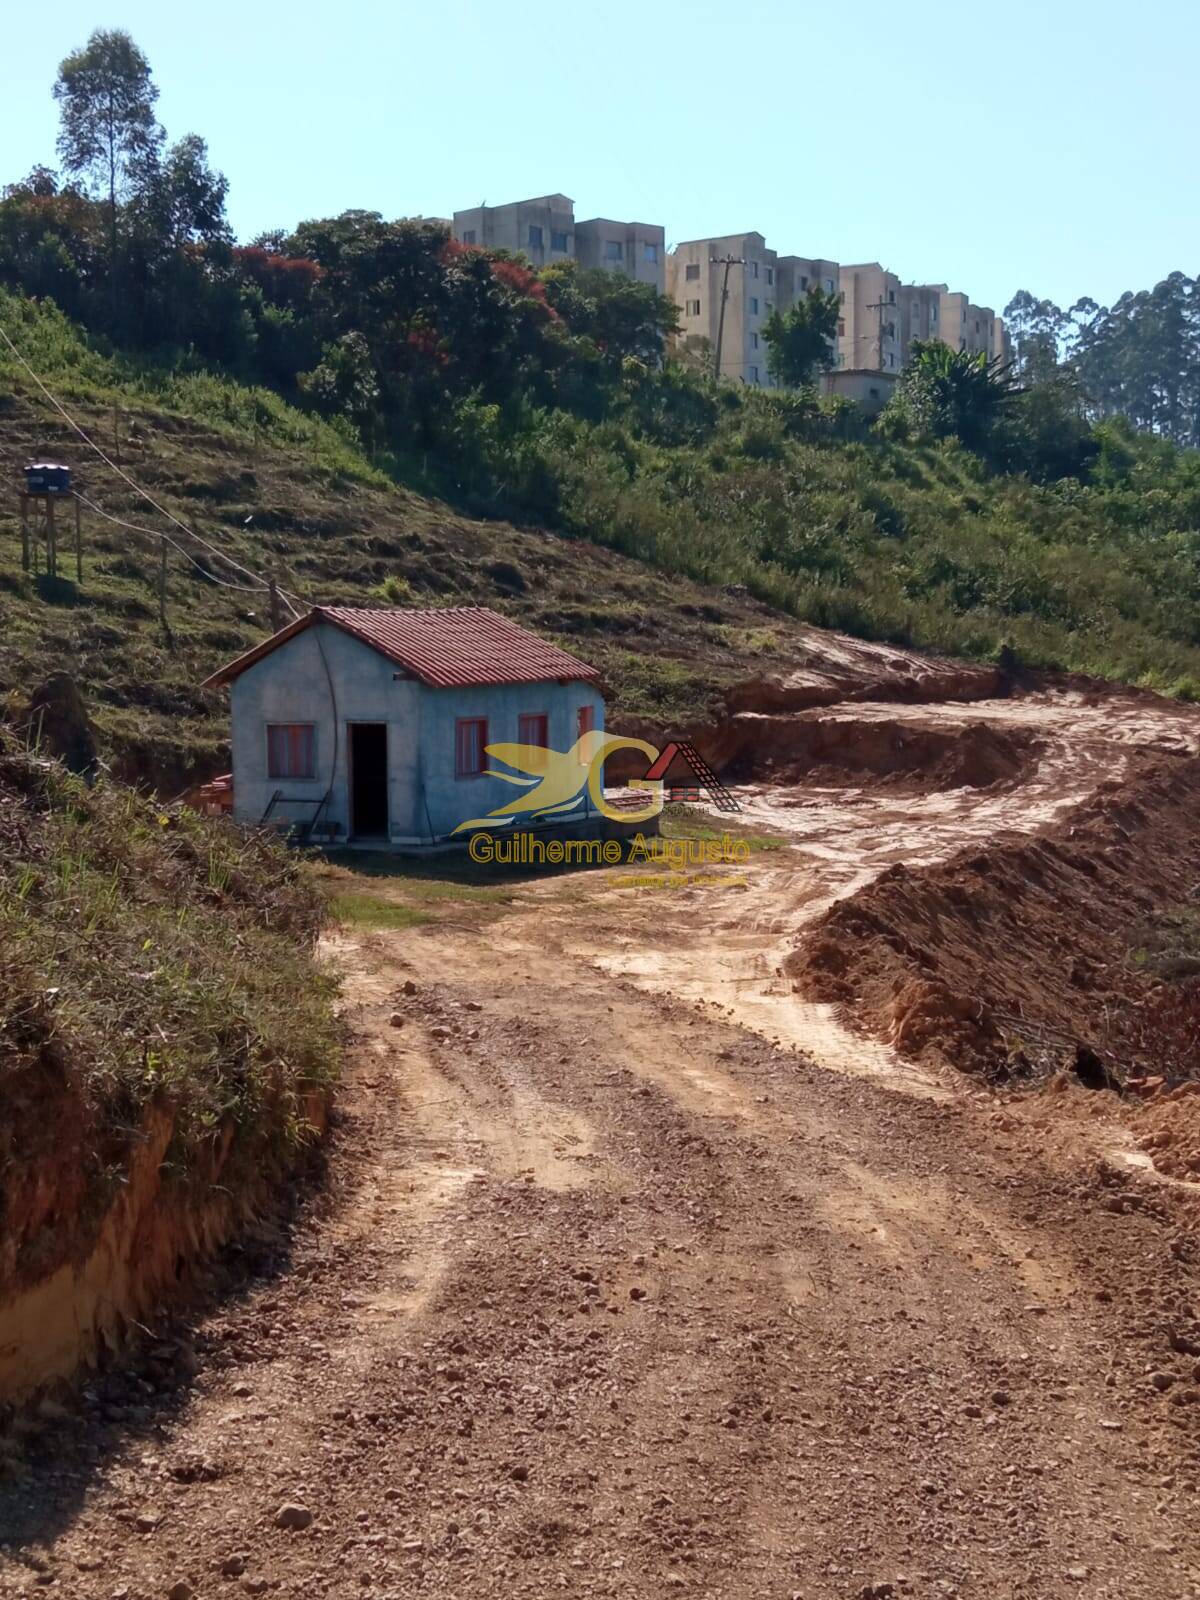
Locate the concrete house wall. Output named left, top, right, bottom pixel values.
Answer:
left=823, top=368, right=898, bottom=417
left=228, top=623, right=604, bottom=846
left=418, top=677, right=605, bottom=839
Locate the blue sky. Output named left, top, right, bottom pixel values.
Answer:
left=2, top=0, right=1192, bottom=316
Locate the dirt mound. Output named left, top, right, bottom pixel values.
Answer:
left=715, top=713, right=1040, bottom=791
left=607, top=701, right=1048, bottom=788
left=787, top=753, right=1200, bottom=1081
left=1133, top=1082, right=1200, bottom=1178
left=23, top=672, right=97, bottom=778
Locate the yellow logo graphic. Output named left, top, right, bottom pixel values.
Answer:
left=451, top=731, right=665, bottom=834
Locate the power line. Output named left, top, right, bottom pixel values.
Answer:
left=0, top=320, right=305, bottom=614
left=74, top=493, right=266, bottom=592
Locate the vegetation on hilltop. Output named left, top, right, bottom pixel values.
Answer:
left=1005, top=278, right=1200, bottom=447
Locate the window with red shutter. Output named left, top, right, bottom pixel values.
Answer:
left=266, top=723, right=315, bottom=779
left=518, top=712, right=549, bottom=749
left=456, top=718, right=487, bottom=778
left=576, top=705, right=595, bottom=763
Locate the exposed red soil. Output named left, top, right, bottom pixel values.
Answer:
left=721, top=715, right=1040, bottom=791
left=0, top=1082, right=328, bottom=1398
left=787, top=753, right=1200, bottom=1081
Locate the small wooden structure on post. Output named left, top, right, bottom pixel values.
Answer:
left=20, top=463, right=81, bottom=582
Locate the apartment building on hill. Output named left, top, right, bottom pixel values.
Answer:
left=899, top=282, right=944, bottom=350
left=666, top=235, right=840, bottom=386
left=940, top=292, right=996, bottom=359
left=451, top=195, right=665, bottom=292
left=666, top=232, right=778, bottom=386
left=452, top=192, right=1011, bottom=391
left=842, top=273, right=1011, bottom=373
left=453, top=194, right=576, bottom=266
left=837, top=264, right=904, bottom=375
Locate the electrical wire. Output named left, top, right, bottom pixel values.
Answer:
left=311, top=621, right=340, bottom=838
left=79, top=492, right=306, bottom=619
left=74, top=493, right=266, bottom=592
left=0, top=321, right=305, bottom=612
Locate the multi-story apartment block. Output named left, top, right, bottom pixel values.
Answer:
left=667, top=232, right=783, bottom=385
left=845, top=277, right=1011, bottom=374
left=938, top=291, right=998, bottom=359
left=575, top=218, right=665, bottom=291
left=453, top=194, right=576, bottom=267
left=455, top=192, right=1012, bottom=393
left=776, top=256, right=839, bottom=304
left=838, top=264, right=904, bottom=374
left=451, top=195, right=665, bottom=292
left=777, top=256, right=841, bottom=371
left=900, top=283, right=944, bottom=351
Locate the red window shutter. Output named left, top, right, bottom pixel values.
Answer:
left=456, top=718, right=486, bottom=777
left=267, top=723, right=314, bottom=779
left=518, top=713, right=548, bottom=748
left=577, top=705, right=594, bottom=739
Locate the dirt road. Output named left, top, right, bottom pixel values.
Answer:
left=3, top=690, right=1200, bottom=1599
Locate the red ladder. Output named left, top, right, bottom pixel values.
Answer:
left=643, top=741, right=741, bottom=813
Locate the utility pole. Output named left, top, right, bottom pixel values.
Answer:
left=710, top=254, right=745, bottom=382
left=865, top=297, right=888, bottom=371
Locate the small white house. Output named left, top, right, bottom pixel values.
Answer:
left=202, top=605, right=605, bottom=848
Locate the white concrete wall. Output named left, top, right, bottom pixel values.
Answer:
left=229, top=625, right=421, bottom=841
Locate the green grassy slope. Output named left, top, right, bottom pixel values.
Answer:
left=534, top=400, right=1200, bottom=697
left=0, top=297, right=831, bottom=788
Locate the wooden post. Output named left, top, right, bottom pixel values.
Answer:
left=74, top=495, right=82, bottom=583
left=45, top=496, right=57, bottom=579
left=159, top=536, right=168, bottom=630
left=268, top=576, right=282, bottom=634
left=19, top=494, right=29, bottom=573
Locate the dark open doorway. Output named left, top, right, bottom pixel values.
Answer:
left=350, top=723, right=389, bottom=838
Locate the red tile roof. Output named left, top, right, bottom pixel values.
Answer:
left=201, top=606, right=600, bottom=691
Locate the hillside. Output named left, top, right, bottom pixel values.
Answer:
left=0, top=299, right=961, bottom=790
left=3, top=292, right=1200, bottom=796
